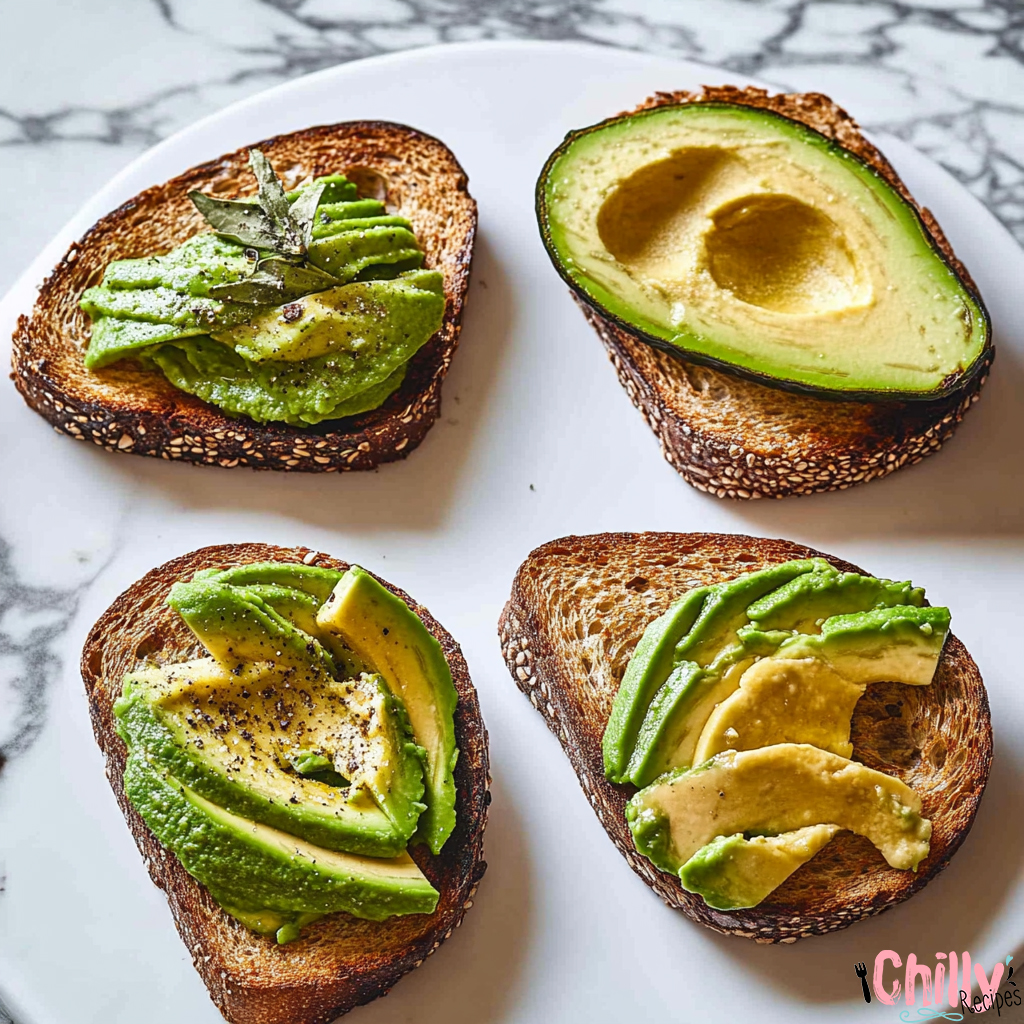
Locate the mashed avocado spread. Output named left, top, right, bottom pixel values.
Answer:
left=114, top=561, right=459, bottom=944
left=81, top=151, right=445, bottom=426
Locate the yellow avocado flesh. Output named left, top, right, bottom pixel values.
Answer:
left=628, top=743, right=931, bottom=872
left=692, top=657, right=864, bottom=763
left=679, top=824, right=840, bottom=910
left=130, top=658, right=397, bottom=820
left=542, top=104, right=987, bottom=396
left=316, top=568, right=458, bottom=854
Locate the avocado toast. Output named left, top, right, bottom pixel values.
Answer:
left=12, top=122, right=476, bottom=471
left=537, top=87, right=992, bottom=499
left=499, top=533, right=990, bottom=941
left=83, top=543, right=489, bottom=1024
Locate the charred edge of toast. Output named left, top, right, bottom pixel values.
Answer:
left=12, top=122, right=477, bottom=473
left=80, top=543, right=489, bottom=1024
left=497, top=532, right=992, bottom=943
left=571, top=87, right=991, bottom=499
left=586, top=304, right=989, bottom=500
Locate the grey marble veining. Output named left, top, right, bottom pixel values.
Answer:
left=0, top=0, right=1021, bottom=806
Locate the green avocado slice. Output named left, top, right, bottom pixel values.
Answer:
left=167, top=577, right=337, bottom=678
left=602, top=587, right=707, bottom=782
left=776, top=604, right=951, bottom=684
left=123, top=749, right=438, bottom=943
left=679, top=825, right=840, bottom=910
left=316, top=567, right=459, bottom=855
left=627, top=743, right=931, bottom=875
left=610, top=559, right=820, bottom=786
left=745, top=568, right=925, bottom=632
left=537, top=102, right=990, bottom=401
left=115, top=660, right=425, bottom=856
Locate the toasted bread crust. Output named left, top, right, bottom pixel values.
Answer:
left=82, top=544, right=489, bottom=1024
left=575, top=87, right=992, bottom=498
left=499, top=532, right=991, bottom=942
left=13, top=122, right=476, bottom=472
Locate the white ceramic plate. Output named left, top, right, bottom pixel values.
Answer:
left=1, top=41, right=1023, bottom=1024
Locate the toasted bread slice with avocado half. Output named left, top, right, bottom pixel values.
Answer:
left=82, top=543, right=489, bottom=1024
left=13, top=122, right=476, bottom=472
left=498, top=532, right=990, bottom=942
left=559, top=87, right=992, bottom=499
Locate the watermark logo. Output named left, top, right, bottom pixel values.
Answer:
left=855, top=952, right=1019, bottom=1019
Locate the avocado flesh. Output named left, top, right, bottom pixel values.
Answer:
left=123, top=750, right=438, bottom=944
left=692, top=657, right=865, bottom=763
left=679, top=825, right=840, bottom=910
left=776, top=604, right=951, bottom=685
left=627, top=743, right=931, bottom=874
left=539, top=102, right=988, bottom=400
left=617, top=563, right=947, bottom=785
left=693, top=604, right=949, bottom=763
left=317, top=567, right=459, bottom=854
left=605, top=559, right=819, bottom=784
left=116, top=659, right=426, bottom=856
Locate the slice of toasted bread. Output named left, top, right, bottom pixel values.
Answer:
left=82, top=544, right=489, bottom=1024
left=13, top=123, right=476, bottom=472
left=499, top=532, right=990, bottom=942
left=570, top=87, right=992, bottom=499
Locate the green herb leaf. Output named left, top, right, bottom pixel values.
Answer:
left=249, top=150, right=303, bottom=254
left=206, top=256, right=338, bottom=305
left=288, top=181, right=328, bottom=251
left=188, top=191, right=286, bottom=250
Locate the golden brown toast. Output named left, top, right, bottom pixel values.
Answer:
left=82, top=543, right=489, bottom=1024
left=499, top=532, right=990, bottom=942
left=13, top=123, right=476, bottom=472
left=573, top=87, right=992, bottom=499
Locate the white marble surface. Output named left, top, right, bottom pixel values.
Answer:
left=1, top=0, right=1022, bottom=298
left=1, top=7, right=1023, bottom=1024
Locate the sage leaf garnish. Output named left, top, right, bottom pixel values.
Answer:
left=249, top=149, right=303, bottom=254
left=206, top=256, right=338, bottom=305
left=189, top=150, right=343, bottom=300
left=289, top=181, right=328, bottom=251
left=187, top=191, right=284, bottom=251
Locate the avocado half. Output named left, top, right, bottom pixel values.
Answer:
left=537, top=97, right=992, bottom=403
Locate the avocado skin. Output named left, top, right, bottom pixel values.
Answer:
left=123, top=749, right=439, bottom=926
left=317, top=567, right=459, bottom=855
left=536, top=101, right=992, bottom=403
left=114, top=683, right=416, bottom=858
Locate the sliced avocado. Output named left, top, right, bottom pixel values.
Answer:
left=745, top=568, right=924, bottom=632
left=192, top=562, right=348, bottom=649
left=123, top=749, right=438, bottom=943
left=626, top=743, right=931, bottom=875
left=537, top=102, right=989, bottom=401
left=602, top=587, right=707, bottom=782
left=115, top=659, right=425, bottom=856
left=777, top=604, right=950, bottom=685
left=167, top=578, right=337, bottom=678
left=679, top=825, right=840, bottom=910
left=691, top=657, right=865, bottom=763
left=307, top=227, right=424, bottom=283
left=624, top=657, right=754, bottom=786
left=210, top=270, right=444, bottom=364
left=672, top=559, right=822, bottom=668
left=615, top=559, right=821, bottom=785
left=316, top=567, right=458, bottom=854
